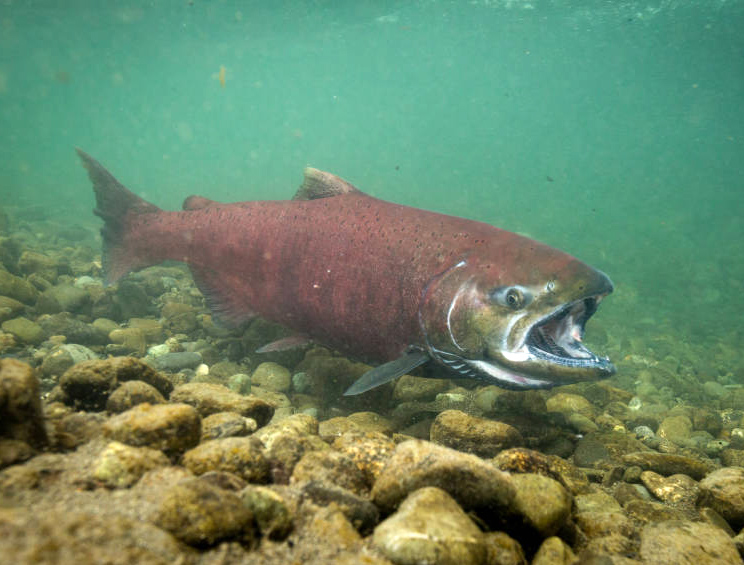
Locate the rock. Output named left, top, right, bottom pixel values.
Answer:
left=658, top=415, right=693, bottom=446
left=0, top=269, right=39, bottom=304
left=0, top=438, right=34, bottom=468
left=345, top=411, right=394, bottom=435
left=37, top=284, right=90, bottom=314
left=331, top=431, right=396, bottom=485
left=201, top=411, right=257, bottom=440
left=59, top=360, right=119, bottom=410
left=253, top=413, right=327, bottom=483
left=698, top=467, right=744, bottom=530
left=1, top=317, right=44, bottom=345
left=575, top=511, right=634, bottom=539
left=182, top=436, right=270, bottom=483
left=92, top=440, right=170, bottom=488
left=170, top=382, right=274, bottom=426
left=0, top=296, right=23, bottom=324
left=115, top=279, right=152, bottom=319
left=641, top=471, right=699, bottom=505
left=430, top=409, right=523, bottom=457
left=0, top=359, right=48, bottom=448
left=509, top=473, right=572, bottom=538
left=108, top=327, right=146, bottom=356
left=18, top=250, right=59, bottom=282
left=639, top=520, right=743, bottom=564
left=251, top=361, right=291, bottom=392
left=373, top=486, right=486, bottom=565
left=103, top=402, right=201, bottom=457
left=226, top=372, right=252, bottom=394
left=493, top=447, right=592, bottom=495
left=301, top=481, right=379, bottom=534
left=40, top=344, right=98, bottom=380
left=483, top=531, right=528, bottom=565
left=149, top=351, right=202, bottom=372
left=622, top=451, right=716, bottom=480
left=152, top=477, right=254, bottom=547
left=532, top=536, right=577, bottom=565
left=60, top=357, right=172, bottom=406
left=291, top=450, right=369, bottom=496
left=128, top=318, right=164, bottom=343
left=241, top=485, right=294, bottom=540
left=161, top=302, right=198, bottom=334
left=393, top=374, right=450, bottom=402
left=574, top=491, right=622, bottom=514
left=38, top=312, right=108, bottom=346
left=574, top=434, right=612, bottom=468
left=106, top=380, right=166, bottom=413
left=371, top=439, right=515, bottom=520
left=302, top=504, right=362, bottom=551
left=546, top=392, right=595, bottom=418
left=0, top=509, right=187, bottom=564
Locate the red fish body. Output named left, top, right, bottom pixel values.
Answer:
left=78, top=150, right=615, bottom=394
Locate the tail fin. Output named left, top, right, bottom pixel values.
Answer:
left=76, top=148, right=161, bottom=283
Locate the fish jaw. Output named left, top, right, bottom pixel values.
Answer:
left=420, top=256, right=616, bottom=390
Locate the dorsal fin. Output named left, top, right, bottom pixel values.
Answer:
left=293, top=167, right=361, bottom=201
left=183, top=195, right=222, bottom=210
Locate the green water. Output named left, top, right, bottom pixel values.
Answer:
left=1, top=1, right=743, bottom=379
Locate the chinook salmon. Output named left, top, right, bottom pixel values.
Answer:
left=77, top=149, right=615, bottom=395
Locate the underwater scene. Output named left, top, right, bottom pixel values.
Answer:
left=1, top=0, right=743, bottom=563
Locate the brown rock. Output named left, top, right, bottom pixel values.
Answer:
left=291, top=450, right=369, bottom=496
left=430, top=409, right=523, bottom=457
left=170, top=382, right=274, bottom=426
left=639, top=520, right=743, bottom=565
left=0, top=358, right=48, bottom=448
left=103, top=402, right=201, bottom=457
left=106, top=380, right=166, bottom=413
left=371, top=439, right=515, bottom=519
left=182, top=436, right=270, bottom=483
left=152, top=477, right=254, bottom=547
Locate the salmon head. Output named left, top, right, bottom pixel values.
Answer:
left=418, top=237, right=616, bottom=389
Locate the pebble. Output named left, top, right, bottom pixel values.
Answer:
left=92, top=440, right=170, bottom=488
left=373, top=486, right=486, bottom=565
left=371, top=439, right=515, bottom=520
left=37, top=283, right=90, bottom=314
left=148, top=351, right=203, bottom=372
left=152, top=477, right=255, bottom=547
left=301, top=481, right=379, bottom=534
left=108, top=327, right=146, bottom=356
left=161, top=302, right=199, bottom=333
left=201, top=411, right=257, bottom=440
left=241, top=485, right=294, bottom=540
left=251, top=361, right=292, bottom=392
left=1, top=317, right=45, bottom=345
left=546, top=392, right=596, bottom=418
left=429, top=409, right=523, bottom=457
left=170, top=382, right=274, bottom=426
left=0, top=295, right=24, bottom=324
left=532, top=536, right=577, bottom=565
left=483, top=531, right=527, bottom=565
left=510, top=473, right=572, bottom=538
left=640, top=471, right=699, bottom=505
left=657, top=414, right=693, bottom=446
left=103, top=402, right=201, bottom=457
left=106, top=380, right=166, bottom=413
left=639, top=520, right=743, bottom=564
left=0, top=269, right=39, bottom=304
left=331, top=431, right=396, bottom=484
left=621, top=451, right=716, bottom=480
left=0, top=358, right=48, bottom=448
left=182, top=436, right=270, bottom=483
left=291, top=450, right=369, bottom=495
left=392, top=374, right=450, bottom=402
left=698, top=467, right=744, bottom=530
left=40, top=344, right=98, bottom=380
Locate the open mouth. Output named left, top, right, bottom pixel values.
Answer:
left=525, top=296, right=613, bottom=371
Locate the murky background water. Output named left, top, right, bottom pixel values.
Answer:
left=1, top=0, right=743, bottom=383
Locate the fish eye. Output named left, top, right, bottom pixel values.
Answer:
left=490, top=286, right=530, bottom=310
left=546, top=280, right=556, bottom=292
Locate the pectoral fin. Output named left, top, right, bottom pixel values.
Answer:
left=343, top=350, right=430, bottom=396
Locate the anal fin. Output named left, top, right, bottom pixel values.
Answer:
left=343, top=350, right=430, bottom=396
